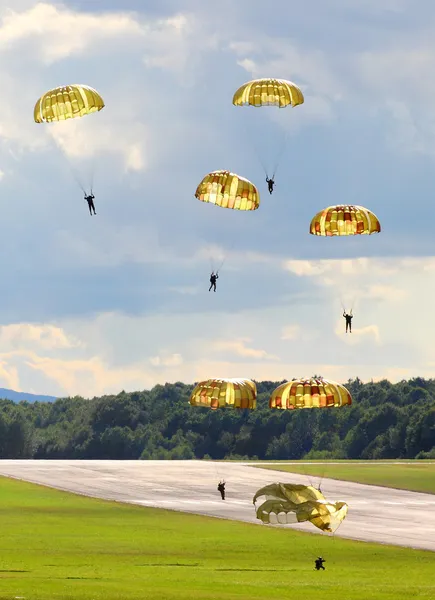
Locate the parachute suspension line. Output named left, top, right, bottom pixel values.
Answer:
left=239, top=112, right=271, bottom=178
left=45, top=125, right=97, bottom=196
left=271, top=130, right=289, bottom=180
left=88, top=155, right=98, bottom=196
left=216, top=239, right=235, bottom=275
left=48, top=131, right=89, bottom=194
left=297, top=438, right=317, bottom=490
left=69, top=163, right=88, bottom=195
left=209, top=239, right=235, bottom=277
left=216, top=257, right=225, bottom=275
left=252, top=140, right=270, bottom=178
left=315, top=462, right=328, bottom=494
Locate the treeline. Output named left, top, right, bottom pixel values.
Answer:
left=0, top=377, right=434, bottom=460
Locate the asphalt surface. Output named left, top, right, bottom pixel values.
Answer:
left=0, top=459, right=434, bottom=552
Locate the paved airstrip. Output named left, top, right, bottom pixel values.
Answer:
left=0, top=459, right=434, bottom=552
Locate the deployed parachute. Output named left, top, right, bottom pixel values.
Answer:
left=232, top=78, right=304, bottom=182
left=269, top=377, right=352, bottom=410
left=310, top=205, right=381, bottom=236
left=189, top=378, right=257, bottom=410
left=34, top=85, right=105, bottom=123
left=253, top=483, right=348, bottom=532
left=195, top=170, right=259, bottom=211
left=232, top=78, right=304, bottom=108
left=34, top=85, right=105, bottom=200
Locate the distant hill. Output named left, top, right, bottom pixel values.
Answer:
left=0, top=388, right=57, bottom=403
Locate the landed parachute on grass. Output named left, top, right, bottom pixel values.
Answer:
left=34, top=84, right=105, bottom=123
left=189, top=378, right=257, bottom=410
left=195, top=170, right=260, bottom=211
left=269, top=377, right=352, bottom=410
left=309, top=205, right=381, bottom=236
left=232, top=78, right=304, bottom=108
left=253, top=483, right=348, bottom=532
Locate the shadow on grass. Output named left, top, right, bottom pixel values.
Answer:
left=135, top=563, right=200, bottom=567
left=0, top=569, right=30, bottom=573
left=216, top=568, right=298, bottom=572
left=65, top=577, right=103, bottom=580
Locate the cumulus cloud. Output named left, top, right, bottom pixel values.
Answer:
left=281, top=325, right=301, bottom=340
left=149, top=353, right=183, bottom=367
left=0, top=1, right=434, bottom=398
left=364, top=284, right=408, bottom=303
left=0, top=359, right=20, bottom=390
left=0, top=323, right=81, bottom=351
left=212, top=338, right=278, bottom=360
left=335, top=322, right=381, bottom=345
left=48, top=119, right=149, bottom=173
left=0, top=2, right=143, bottom=63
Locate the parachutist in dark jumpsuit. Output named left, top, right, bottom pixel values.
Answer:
left=266, top=177, right=275, bottom=194
left=209, top=272, right=218, bottom=292
left=85, top=193, right=96, bottom=215
left=343, top=311, right=353, bottom=333
left=217, top=481, right=226, bottom=500
left=315, top=557, right=326, bottom=571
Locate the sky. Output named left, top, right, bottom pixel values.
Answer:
left=0, top=0, right=435, bottom=397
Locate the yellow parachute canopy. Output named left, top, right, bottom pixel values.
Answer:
left=310, top=204, right=381, bottom=236
left=189, top=378, right=257, bottom=410
left=253, top=483, right=348, bottom=533
left=34, top=85, right=105, bottom=123
left=269, top=377, right=352, bottom=410
left=195, top=170, right=260, bottom=211
left=232, top=78, right=304, bottom=108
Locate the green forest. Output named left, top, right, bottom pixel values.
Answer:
left=0, top=377, right=434, bottom=460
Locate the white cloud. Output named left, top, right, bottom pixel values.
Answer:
left=0, top=323, right=81, bottom=351
left=48, top=118, right=149, bottom=173
left=281, top=325, right=301, bottom=340
left=364, top=284, right=408, bottom=303
left=142, top=13, right=203, bottom=78
left=212, top=337, right=278, bottom=360
left=0, top=2, right=144, bottom=63
left=284, top=259, right=328, bottom=277
left=0, top=359, right=20, bottom=390
left=335, top=322, right=381, bottom=345
left=150, top=353, right=183, bottom=368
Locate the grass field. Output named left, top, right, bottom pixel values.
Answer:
left=0, top=476, right=434, bottom=599
left=253, top=461, right=435, bottom=494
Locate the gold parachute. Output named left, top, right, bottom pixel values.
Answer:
left=189, top=378, right=257, bottom=410
left=253, top=483, right=348, bottom=532
left=34, top=85, right=105, bottom=123
left=269, top=377, right=352, bottom=410
left=310, top=205, right=381, bottom=236
left=232, top=78, right=304, bottom=108
left=195, top=170, right=259, bottom=211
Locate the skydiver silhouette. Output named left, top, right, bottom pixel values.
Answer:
left=343, top=310, right=353, bottom=333
left=209, top=271, right=218, bottom=292
left=266, top=176, right=275, bottom=194
left=217, top=481, right=226, bottom=500
left=84, top=193, right=96, bottom=216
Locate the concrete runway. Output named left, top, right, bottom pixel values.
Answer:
left=0, top=459, right=434, bottom=552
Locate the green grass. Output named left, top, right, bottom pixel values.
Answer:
left=253, top=461, right=435, bottom=494
left=0, top=476, right=434, bottom=599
